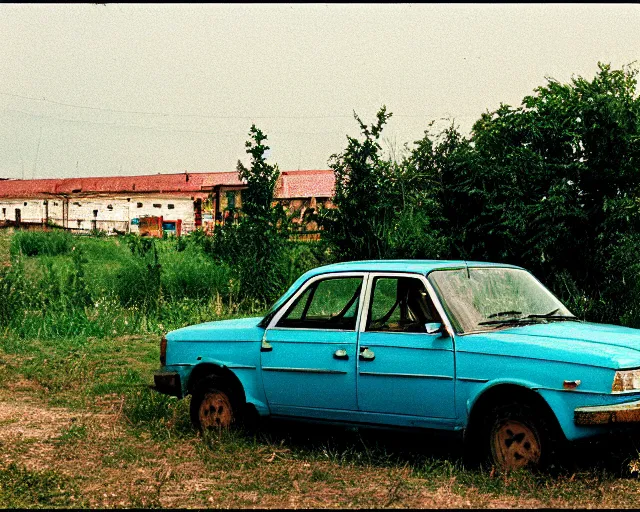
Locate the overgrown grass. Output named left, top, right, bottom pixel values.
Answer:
left=5, top=230, right=640, bottom=507
left=4, top=327, right=640, bottom=507
left=10, top=229, right=74, bottom=257
left=0, top=463, right=84, bottom=508
left=0, top=230, right=266, bottom=340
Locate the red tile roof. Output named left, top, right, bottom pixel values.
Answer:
left=0, top=170, right=335, bottom=199
left=277, top=170, right=335, bottom=199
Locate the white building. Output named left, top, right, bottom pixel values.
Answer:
left=0, top=170, right=335, bottom=235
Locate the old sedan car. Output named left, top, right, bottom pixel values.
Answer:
left=153, top=260, right=640, bottom=470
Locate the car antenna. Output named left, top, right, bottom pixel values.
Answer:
left=464, top=260, right=470, bottom=279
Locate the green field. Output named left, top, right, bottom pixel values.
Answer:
left=3, top=229, right=640, bottom=508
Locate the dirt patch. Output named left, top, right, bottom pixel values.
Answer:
left=0, top=387, right=633, bottom=509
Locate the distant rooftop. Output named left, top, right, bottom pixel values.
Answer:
left=0, top=170, right=335, bottom=199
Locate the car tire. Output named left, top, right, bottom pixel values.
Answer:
left=469, top=401, right=564, bottom=472
left=190, top=377, right=239, bottom=432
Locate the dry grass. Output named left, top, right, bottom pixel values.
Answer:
left=0, top=384, right=640, bottom=509
left=3, top=334, right=640, bottom=508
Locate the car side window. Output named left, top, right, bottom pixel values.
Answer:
left=276, top=277, right=363, bottom=330
left=367, top=276, right=439, bottom=333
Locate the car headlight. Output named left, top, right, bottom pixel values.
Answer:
left=612, top=369, right=640, bottom=392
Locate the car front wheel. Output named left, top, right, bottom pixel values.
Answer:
left=190, top=378, right=238, bottom=431
left=484, top=402, right=562, bottom=471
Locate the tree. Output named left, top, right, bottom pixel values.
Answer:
left=237, top=125, right=281, bottom=221
left=323, top=106, right=450, bottom=260
left=217, top=125, right=289, bottom=305
left=441, top=62, right=640, bottom=324
left=324, top=106, right=394, bottom=260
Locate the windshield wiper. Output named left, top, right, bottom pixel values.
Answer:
left=524, top=313, right=581, bottom=322
left=478, top=313, right=582, bottom=326
left=486, top=310, right=522, bottom=319
left=478, top=317, right=538, bottom=326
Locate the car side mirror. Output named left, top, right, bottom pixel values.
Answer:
left=425, top=322, right=443, bottom=335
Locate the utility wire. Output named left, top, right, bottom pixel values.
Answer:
left=0, top=91, right=478, bottom=120
left=1, top=108, right=345, bottom=136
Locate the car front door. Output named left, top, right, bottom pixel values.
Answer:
left=356, top=273, right=456, bottom=421
left=261, top=273, right=365, bottom=418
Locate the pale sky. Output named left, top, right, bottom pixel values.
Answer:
left=1, top=3, right=639, bottom=180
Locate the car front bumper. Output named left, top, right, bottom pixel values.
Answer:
left=575, top=398, right=640, bottom=425
left=153, top=371, right=182, bottom=398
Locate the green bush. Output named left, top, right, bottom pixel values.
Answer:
left=160, top=247, right=232, bottom=301
left=10, top=229, right=73, bottom=257
left=0, top=256, right=29, bottom=328
left=113, top=257, right=161, bottom=312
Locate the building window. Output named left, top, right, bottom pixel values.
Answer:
left=77, top=220, right=82, bottom=227
left=107, top=204, right=113, bottom=211
left=93, top=210, right=98, bottom=218
left=53, top=202, right=58, bottom=206
left=167, top=204, right=175, bottom=210
left=23, top=202, right=27, bottom=206
left=226, top=191, right=236, bottom=210
left=153, top=204, right=161, bottom=208
left=2, top=208, right=5, bottom=216
left=73, top=202, right=81, bottom=206
left=137, top=202, right=143, bottom=208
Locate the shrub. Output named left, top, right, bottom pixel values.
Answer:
left=10, top=229, right=73, bottom=257
left=160, top=247, right=232, bottom=301
left=0, top=256, right=29, bottom=328
left=112, top=258, right=160, bottom=313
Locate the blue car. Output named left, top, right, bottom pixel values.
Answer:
left=153, top=260, right=640, bottom=470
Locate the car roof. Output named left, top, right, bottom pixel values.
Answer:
left=302, top=259, right=522, bottom=278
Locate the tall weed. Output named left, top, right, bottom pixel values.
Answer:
left=10, top=229, right=73, bottom=257
left=160, top=247, right=232, bottom=301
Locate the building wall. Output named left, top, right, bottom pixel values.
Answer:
left=65, top=195, right=198, bottom=233
left=1, top=199, right=48, bottom=223
left=0, top=191, right=333, bottom=234
left=0, top=194, right=199, bottom=234
left=126, top=195, right=197, bottom=233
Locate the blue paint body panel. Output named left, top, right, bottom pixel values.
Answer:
left=262, top=328, right=358, bottom=412
left=156, top=260, right=640, bottom=444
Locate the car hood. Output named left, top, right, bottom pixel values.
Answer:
left=468, top=321, right=640, bottom=369
left=166, top=316, right=265, bottom=342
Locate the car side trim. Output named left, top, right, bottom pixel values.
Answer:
left=359, top=371, right=454, bottom=380
left=457, top=377, right=490, bottom=383
left=262, top=367, right=348, bottom=375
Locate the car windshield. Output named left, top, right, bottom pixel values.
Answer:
left=427, top=267, right=575, bottom=333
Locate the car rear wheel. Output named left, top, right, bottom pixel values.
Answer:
left=190, top=378, right=238, bottom=431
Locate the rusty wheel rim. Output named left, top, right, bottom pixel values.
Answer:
left=199, top=391, right=233, bottom=429
left=491, top=419, right=541, bottom=470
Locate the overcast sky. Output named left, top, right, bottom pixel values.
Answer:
left=1, top=3, right=639, bottom=180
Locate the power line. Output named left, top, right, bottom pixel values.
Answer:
left=0, top=90, right=479, bottom=120
left=0, top=91, right=350, bottom=119
left=0, top=108, right=345, bottom=137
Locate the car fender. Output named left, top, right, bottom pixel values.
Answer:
left=188, top=357, right=270, bottom=416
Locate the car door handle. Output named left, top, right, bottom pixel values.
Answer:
left=359, top=347, right=375, bottom=361
left=333, top=349, right=349, bottom=360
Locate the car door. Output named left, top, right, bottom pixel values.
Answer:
left=356, top=273, right=456, bottom=420
left=261, top=273, right=365, bottom=418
